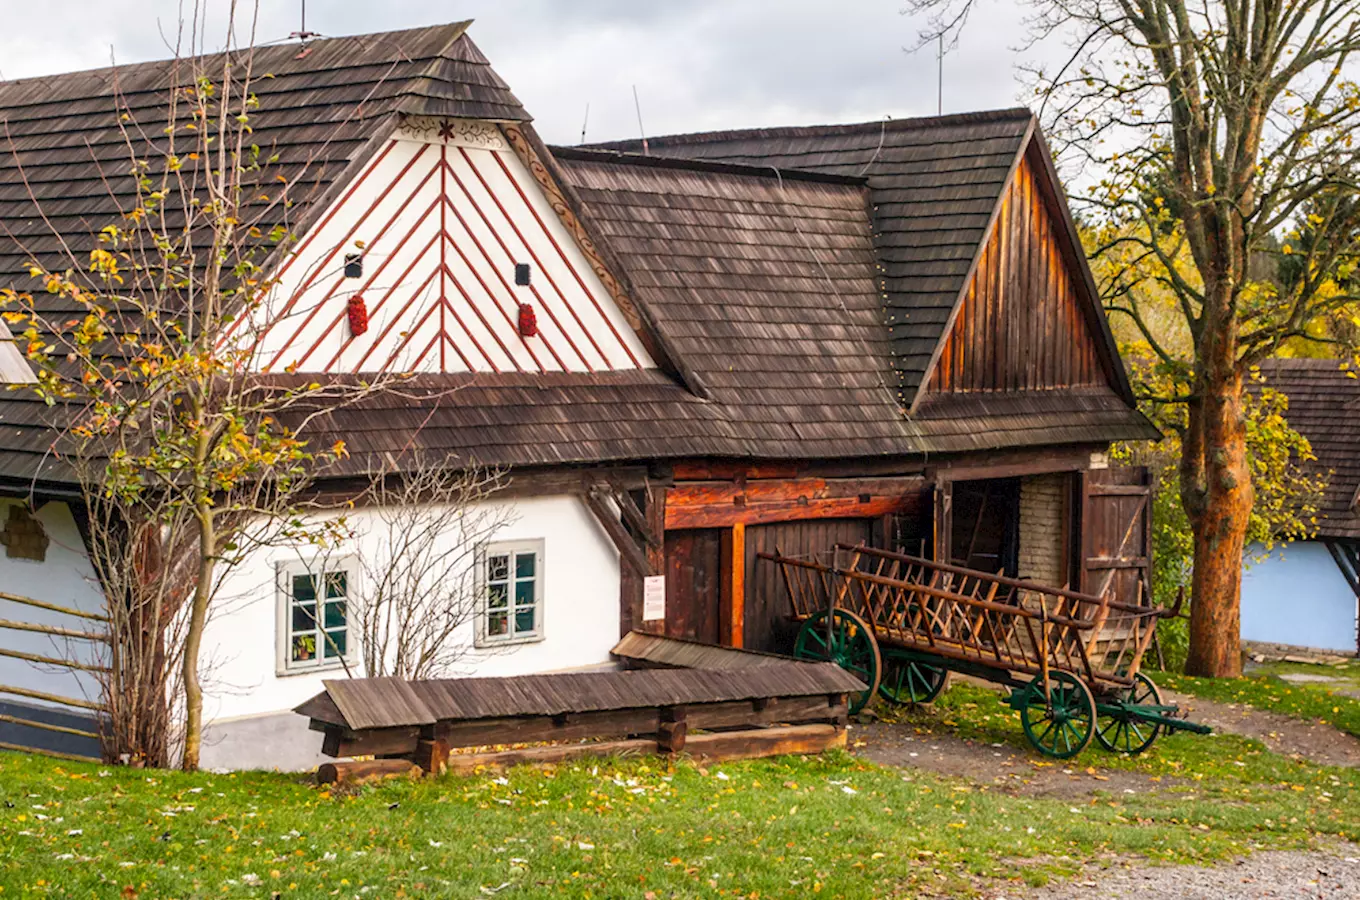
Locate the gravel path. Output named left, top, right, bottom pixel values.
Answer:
left=983, top=845, right=1360, bottom=899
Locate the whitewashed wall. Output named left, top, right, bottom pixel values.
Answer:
left=197, top=493, right=621, bottom=766
left=0, top=498, right=106, bottom=708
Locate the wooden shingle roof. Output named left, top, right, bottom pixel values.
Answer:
left=0, top=21, right=524, bottom=281
left=588, top=110, right=1039, bottom=402
left=1258, top=359, right=1360, bottom=540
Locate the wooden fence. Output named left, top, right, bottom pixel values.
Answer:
left=0, top=590, right=107, bottom=761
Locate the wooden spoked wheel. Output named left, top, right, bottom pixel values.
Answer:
left=793, top=609, right=882, bottom=715
left=878, top=654, right=950, bottom=705
left=1095, top=672, right=1163, bottom=755
left=1019, top=670, right=1096, bottom=759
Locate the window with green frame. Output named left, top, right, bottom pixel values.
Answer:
left=279, top=560, right=352, bottom=671
left=480, top=540, right=543, bottom=645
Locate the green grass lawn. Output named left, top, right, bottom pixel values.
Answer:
left=2, top=685, right=1359, bottom=900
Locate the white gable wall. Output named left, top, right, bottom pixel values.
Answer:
left=246, top=118, right=653, bottom=375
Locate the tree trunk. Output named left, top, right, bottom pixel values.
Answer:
left=1182, top=350, right=1251, bottom=678
left=180, top=510, right=216, bottom=771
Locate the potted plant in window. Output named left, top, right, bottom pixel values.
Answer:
left=293, top=634, right=316, bottom=662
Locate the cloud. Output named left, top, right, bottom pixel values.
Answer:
left=0, top=0, right=1048, bottom=144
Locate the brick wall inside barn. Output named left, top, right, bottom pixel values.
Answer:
left=1017, top=474, right=1068, bottom=587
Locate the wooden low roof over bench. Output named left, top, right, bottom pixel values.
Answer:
left=296, top=664, right=864, bottom=732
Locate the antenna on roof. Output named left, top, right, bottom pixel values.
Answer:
left=937, top=33, right=944, bottom=115
left=580, top=102, right=591, bottom=145
left=290, top=0, right=320, bottom=41
left=632, top=85, right=649, bottom=156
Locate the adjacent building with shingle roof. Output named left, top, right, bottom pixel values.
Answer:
left=1240, top=360, right=1360, bottom=655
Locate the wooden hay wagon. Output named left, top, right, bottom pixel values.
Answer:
left=759, top=543, right=1210, bottom=759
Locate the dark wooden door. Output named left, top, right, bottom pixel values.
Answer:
left=663, top=529, right=723, bottom=644
left=743, top=518, right=876, bottom=653
left=1080, top=467, right=1152, bottom=606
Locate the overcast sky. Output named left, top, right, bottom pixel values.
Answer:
left=0, top=1, right=1048, bottom=144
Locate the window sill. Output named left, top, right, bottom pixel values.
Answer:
left=475, top=633, right=545, bottom=650
left=275, top=660, right=353, bottom=678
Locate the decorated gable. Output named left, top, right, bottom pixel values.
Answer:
left=925, top=149, right=1113, bottom=396
left=247, top=118, right=653, bottom=374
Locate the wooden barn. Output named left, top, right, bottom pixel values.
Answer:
left=0, top=21, right=1158, bottom=769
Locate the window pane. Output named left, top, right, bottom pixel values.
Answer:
left=291, top=634, right=316, bottom=662
left=515, top=580, right=535, bottom=608
left=488, top=554, right=509, bottom=582
left=515, top=552, right=536, bottom=579
left=292, top=574, right=317, bottom=603
left=514, top=607, right=536, bottom=634
left=324, top=600, right=346, bottom=629
left=325, top=571, right=347, bottom=599
left=291, top=603, right=317, bottom=632
left=488, top=583, right=508, bottom=610
left=487, top=612, right=508, bottom=637
left=323, top=629, right=347, bottom=659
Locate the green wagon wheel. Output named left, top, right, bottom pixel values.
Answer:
left=878, top=655, right=950, bottom=705
left=794, top=609, right=882, bottom=715
left=1018, top=670, right=1096, bottom=760
left=1095, top=672, right=1163, bottom=755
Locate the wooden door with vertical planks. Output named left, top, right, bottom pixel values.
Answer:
left=1080, top=467, right=1152, bottom=606
left=662, top=529, right=723, bottom=644
left=742, top=518, right=877, bottom=653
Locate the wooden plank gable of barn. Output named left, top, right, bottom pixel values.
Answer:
left=916, top=131, right=1132, bottom=407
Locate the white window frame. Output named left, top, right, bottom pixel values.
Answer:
left=476, top=539, right=545, bottom=648
left=275, top=556, right=358, bottom=675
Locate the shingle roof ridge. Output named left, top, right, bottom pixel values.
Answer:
left=550, top=145, right=869, bottom=186
left=590, top=107, right=1035, bottom=150
left=0, top=20, right=473, bottom=94
left=1257, top=357, right=1354, bottom=372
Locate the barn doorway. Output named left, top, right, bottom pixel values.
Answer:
left=661, top=529, right=723, bottom=644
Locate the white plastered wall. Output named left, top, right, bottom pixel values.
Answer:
left=197, top=493, right=621, bottom=769
left=0, top=498, right=106, bottom=708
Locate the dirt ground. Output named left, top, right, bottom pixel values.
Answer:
left=1164, top=689, right=1360, bottom=769
left=984, top=846, right=1360, bottom=899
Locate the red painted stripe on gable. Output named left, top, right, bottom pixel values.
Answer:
left=437, top=268, right=499, bottom=372
left=456, top=147, right=613, bottom=369
left=488, top=149, right=642, bottom=368
left=438, top=250, right=520, bottom=371
left=439, top=158, right=594, bottom=371
left=350, top=264, right=442, bottom=372
left=223, top=139, right=400, bottom=347
left=295, top=196, right=443, bottom=372
left=265, top=159, right=443, bottom=370
left=381, top=299, right=472, bottom=373
left=248, top=143, right=432, bottom=354
left=436, top=184, right=563, bottom=372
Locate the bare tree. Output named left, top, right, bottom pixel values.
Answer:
left=0, top=3, right=396, bottom=766
left=908, top=0, right=1360, bottom=676
left=299, top=458, right=511, bottom=680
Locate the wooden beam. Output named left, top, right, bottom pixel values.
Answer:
left=434, top=708, right=661, bottom=750
left=0, top=683, right=104, bottom=712
left=445, top=737, right=657, bottom=774
left=0, top=618, right=108, bottom=642
left=0, top=591, right=108, bottom=623
left=667, top=495, right=909, bottom=530
left=322, top=725, right=420, bottom=758
left=413, top=738, right=450, bottom=776
left=681, top=723, right=846, bottom=762
left=0, top=646, right=109, bottom=673
left=584, top=490, right=653, bottom=577
left=316, top=759, right=421, bottom=785
left=0, top=740, right=99, bottom=763
left=0, top=712, right=99, bottom=740
left=730, top=523, right=746, bottom=648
